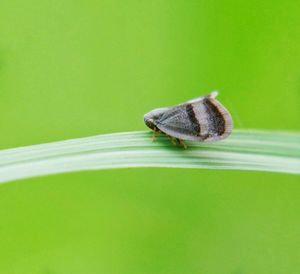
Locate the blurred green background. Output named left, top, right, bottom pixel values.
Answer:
left=0, top=1, right=299, bottom=273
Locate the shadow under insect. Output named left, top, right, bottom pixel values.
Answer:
left=151, top=130, right=188, bottom=149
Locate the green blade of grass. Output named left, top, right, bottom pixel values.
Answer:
left=0, top=129, right=299, bottom=184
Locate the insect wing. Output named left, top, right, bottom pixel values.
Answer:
left=156, top=95, right=232, bottom=141
left=155, top=104, right=203, bottom=141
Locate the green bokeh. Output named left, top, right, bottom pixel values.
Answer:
left=0, top=1, right=299, bottom=273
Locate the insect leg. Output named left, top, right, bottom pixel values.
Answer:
left=166, top=135, right=178, bottom=146
left=151, top=130, right=161, bottom=142
left=178, top=139, right=187, bottom=149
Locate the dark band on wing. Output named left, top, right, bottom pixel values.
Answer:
left=203, top=98, right=225, bottom=135
left=185, top=103, right=201, bottom=135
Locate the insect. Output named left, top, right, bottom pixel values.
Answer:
left=144, top=91, right=233, bottom=147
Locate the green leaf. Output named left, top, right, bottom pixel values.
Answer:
left=0, top=129, right=299, bottom=184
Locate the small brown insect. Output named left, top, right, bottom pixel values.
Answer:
left=144, top=91, right=233, bottom=144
